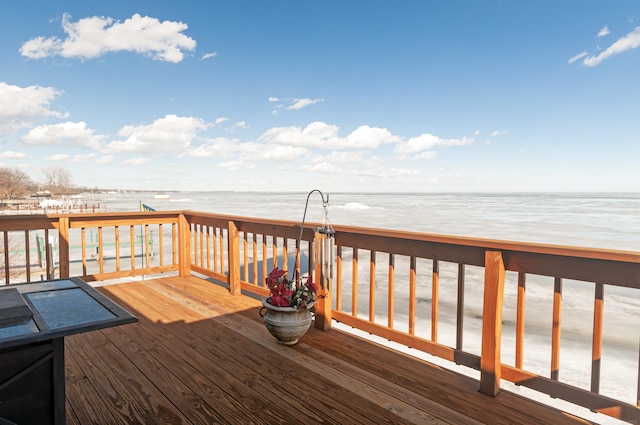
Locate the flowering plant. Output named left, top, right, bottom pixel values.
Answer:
left=265, top=267, right=318, bottom=310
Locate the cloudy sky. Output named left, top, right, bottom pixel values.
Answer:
left=1, top=1, right=639, bottom=192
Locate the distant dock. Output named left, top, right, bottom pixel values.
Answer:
left=0, top=198, right=106, bottom=215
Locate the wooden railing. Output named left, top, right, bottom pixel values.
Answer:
left=1, top=210, right=639, bottom=423
left=0, top=212, right=180, bottom=283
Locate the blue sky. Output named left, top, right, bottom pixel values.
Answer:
left=1, top=1, right=639, bottom=192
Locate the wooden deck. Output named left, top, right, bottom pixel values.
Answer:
left=64, top=275, right=596, bottom=425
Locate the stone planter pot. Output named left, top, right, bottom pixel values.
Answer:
left=259, top=298, right=314, bottom=345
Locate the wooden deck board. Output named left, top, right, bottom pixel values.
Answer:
left=64, top=275, right=596, bottom=424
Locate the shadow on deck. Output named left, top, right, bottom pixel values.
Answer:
left=65, top=275, right=595, bottom=424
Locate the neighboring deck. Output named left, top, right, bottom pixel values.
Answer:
left=64, top=275, right=594, bottom=425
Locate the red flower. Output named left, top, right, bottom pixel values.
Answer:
left=266, top=267, right=287, bottom=289
left=304, top=276, right=318, bottom=294
left=265, top=267, right=317, bottom=309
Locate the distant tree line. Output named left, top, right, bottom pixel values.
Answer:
left=0, top=166, right=81, bottom=199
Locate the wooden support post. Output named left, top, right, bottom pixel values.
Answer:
left=57, top=217, right=70, bottom=278
left=178, top=213, right=191, bottom=277
left=480, top=250, right=506, bottom=397
left=227, top=220, right=241, bottom=296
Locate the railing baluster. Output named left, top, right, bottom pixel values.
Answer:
left=81, top=228, right=87, bottom=275
left=516, top=272, right=526, bottom=369
left=219, top=229, right=225, bottom=274
left=409, top=256, right=416, bottom=335
left=272, top=236, right=278, bottom=270
left=172, top=223, right=177, bottom=266
left=456, top=263, right=465, bottom=351
left=2, top=232, right=9, bottom=284
left=58, top=217, right=69, bottom=278
left=591, top=282, right=604, bottom=393
left=45, top=228, right=53, bottom=279
left=129, top=226, right=135, bottom=270
left=551, top=277, right=563, bottom=381
left=336, top=245, right=342, bottom=311
left=114, top=226, right=121, bottom=272
left=282, top=237, right=288, bottom=272
left=388, top=254, right=395, bottom=328
left=191, top=224, right=197, bottom=266
left=369, top=250, right=376, bottom=322
left=352, top=247, right=358, bottom=317
left=432, top=259, right=439, bottom=342
left=145, top=224, right=151, bottom=269
left=252, top=233, right=258, bottom=285
left=205, top=226, right=211, bottom=270
left=212, top=227, right=218, bottom=273
left=307, top=239, right=313, bottom=283
left=243, top=232, right=249, bottom=282
left=24, top=230, right=31, bottom=282
left=200, top=224, right=206, bottom=267
left=97, top=227, right=103, bottom=276
left=158, top=223, right=164, bottom=267
left=261, top=234, right=267, bottom=283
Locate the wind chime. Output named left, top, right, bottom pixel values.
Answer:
left=296, top=189, right=335, bottom=291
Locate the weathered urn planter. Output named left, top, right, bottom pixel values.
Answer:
left=259, top=297, right=314, bottom=345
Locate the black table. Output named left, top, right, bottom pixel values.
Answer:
left=0, top=277, right=138, bottom=425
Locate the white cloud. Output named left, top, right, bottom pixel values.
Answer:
left=269, top=97, right=324, bottom=112
left=286, top=98, right=324, bottom=110
left=214, top=117, right=228, bottom=126
left=568, top=52, right=588, bottom=64
left=219, top=160, right=254, bottom=170
left=225, top=121, right=249, bottom=133
left=179, top=137, right=240, bottom=158
left=20, top=13, right=196, bottom=63
left=312, top=151, right=367, bottom=164
left=583, top=26, right=640, bottom=66
left=394, top=133, right=473, bottom=158
left=296, top=154, right=421, bottom=180
left=491, top=130, right=508, bottom=137
left=20, top=121, right=105, bottom=149
left=0, top=151, right=29, bottom=159
left=181, top=121, right=472, bottom=175
left=415, top=151, right=437, bottom=160
left=122, top=157, right=151, bottom=165
left=259, top=122, right=399, bottom=150
left=201, top=52, right=217, bottom=60
left=259, top=122, right=339, bottom=147
left=345, top=125, right=401, bottom=149
left=70, top=153, right=98, bottom=162
left=256, top=145, right=308, bottom=161
left=598, top=26, right=610, bottom=37
left=96, top=155, right=115, bottom=164
left=107, top=114, right=209, bottom=154
left=45, top=153, right=70, bottom=161
left=0, top=82, right=66, bottom=136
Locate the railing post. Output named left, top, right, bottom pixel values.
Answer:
left=227, top=220, right=241, bottom=296
left=57, top=216, right=70, bottom=278
left=480, top=250, right=506, bottom=397
left=178, top=213, right=191, bottom=277
left=313, top=231, right=332, bottom=331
